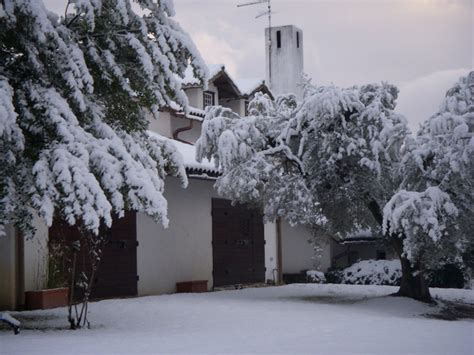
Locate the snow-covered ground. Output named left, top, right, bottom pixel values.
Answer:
left=1, top=284, right=473, bottom=354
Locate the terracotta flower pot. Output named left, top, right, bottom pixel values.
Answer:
left=25, top=287, right=69, bottom=310
left=176, top=280, right=208, bottom=293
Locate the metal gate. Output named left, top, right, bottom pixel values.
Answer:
left=212, top=199, right=265, bottom=287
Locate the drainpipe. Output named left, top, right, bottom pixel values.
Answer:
left=276, top=218, right=283, bottom=285
left=172, top=118, right=194, bottom=145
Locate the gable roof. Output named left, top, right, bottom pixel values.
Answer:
left=169, top=63, right=273, bottom=120
left=235, top=78, right=274, bottom=99
left=181, top=63, right=242, bottom=100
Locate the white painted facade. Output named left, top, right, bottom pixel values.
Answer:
left=265, top=25, right=304, bottom=99
left=135, top=67, right=279, bottom=296
left=281, top=222, right=315, bottom=274
left=137, top=177, right=214, bottom=295
left=137, top=177, right=278, bottom=295
left=0, top=214, right=48, bottom=310
left=23, top=215, right=49, bottom=293
left=221, top=98, right=246, bottom=116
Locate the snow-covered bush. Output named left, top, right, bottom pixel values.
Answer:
left=337, top=260, right=402, bottom=286
left=0, top=0, right=207, bottom=236
left=306, top=270, right=326, bottom=284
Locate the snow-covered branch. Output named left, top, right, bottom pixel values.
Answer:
left=0, top=0, right=207, bottom=236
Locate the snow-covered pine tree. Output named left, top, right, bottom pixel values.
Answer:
left=196, top=73, right=473, bottom=302
left=0, top=0, right=207, bottom=236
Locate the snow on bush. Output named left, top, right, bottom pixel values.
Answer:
left=337, top=259, right=402, bottom=286
left=306, top=270, right=326, bottom=284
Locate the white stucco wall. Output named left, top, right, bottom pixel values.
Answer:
left=281, top=221, right=317, bottom=274
left=221, top=99, right=245, bottom=116
left=316, top=235, right=333, bottom=272
left=185, top=87, right=203, bottom=108
left=136, top=177, right=278, bottom=295
left=136, top=177, right=214, bottom=295
left=169, top=116, right=203, bottom=144
left=264, top=221, right=278, bottom=283
left=0, top=214, right=49, bottom=310
left=23, top=215, right=49, bottom=292
left=207, top=82, right=219, bottom=107
left=148, top=111, right=173, bottom=138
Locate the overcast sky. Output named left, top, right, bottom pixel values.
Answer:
left=44, top=0, right=472, bottom=131
left=172, top=0, right=472, bottom=131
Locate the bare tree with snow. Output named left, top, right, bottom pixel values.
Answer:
left=197, top=73, right=473, bottom=302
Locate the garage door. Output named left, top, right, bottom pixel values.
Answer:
left=49, top=212, right=138, bottom=300
left=212, top=199, right=265, bottom=287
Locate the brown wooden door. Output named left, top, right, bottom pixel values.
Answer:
left=89, top=212, right=137, bottom=298
left=212, top=199, right=265, bottom=287
left=49, top=212, right=138, bottom=300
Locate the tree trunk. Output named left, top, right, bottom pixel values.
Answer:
left=391, top=238, right=432, bottom=303
left=395, top=256, right=432, bottom=302
left=366, top=199, right=432, bottom=303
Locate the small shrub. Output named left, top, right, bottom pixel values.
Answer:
left=325, top=259, right=468, bottom=288
left=325, top=268, right=344, bottom=284
left=306, top=270, right=326, bottom=283
left=330, top=260, right=402, bottom=286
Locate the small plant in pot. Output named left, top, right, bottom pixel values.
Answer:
left=24, top=241, right=69, bottom=310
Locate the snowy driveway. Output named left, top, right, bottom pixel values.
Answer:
left=1, top=284, right=473, bottom=354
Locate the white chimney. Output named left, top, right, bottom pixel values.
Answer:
left=265, top=25, right=304, bottom=99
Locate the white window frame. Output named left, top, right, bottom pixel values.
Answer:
left=203, top=91, right=215, bottom=108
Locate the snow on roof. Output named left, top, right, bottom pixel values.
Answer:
left=181, top=64, right=225, bottom=86
left=208, top=64, right=225, bottom=80
left=236, top=78, right=266, bottom=96
left=148, top=131, right=219, bottom=176
left=181, top=66, right=201, bottom=86
left=337, top=228, right=381, bottom=244
left=167, top=100, right=205, bottom=121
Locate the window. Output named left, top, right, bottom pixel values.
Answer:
left=203, top=91, right=215, bottom=108
left=296, top=31, right=300, bottom=48
left=376, top=250, right=386, bottom=260
left=244, top=100, right=250, bottom=116
left=276, top=30, right=281, bottom=49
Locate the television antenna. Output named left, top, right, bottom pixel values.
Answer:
left=237, top=0, right=274, bottom=88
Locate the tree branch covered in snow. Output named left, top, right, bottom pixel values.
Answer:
left=383, top=72, right=474, bottom=268
left=383, top=187, right=460, bottom=265
left=0, top=0, right=207, bottom=236
left=197, top=82, right=408, bottom=230
left=197, top=72, right=473, bottom=299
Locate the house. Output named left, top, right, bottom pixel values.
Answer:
left=0, top=24, right=393, bottom=311
left=0, top=61, right=280, bottom=311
